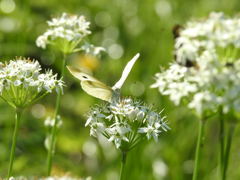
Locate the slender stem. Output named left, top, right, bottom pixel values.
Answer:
left=192, top=119, right=205, bottom=180
left=29, top=91, right=49, bottom=107
left=7, top=108, right=23, bottom=179
left=119, top=151, right=127, bottom=180
left=219, top=107, right=225, bottom=178
left=222, top=124, right=235, bottom=180
left=46, top=53, right=66, bottom=176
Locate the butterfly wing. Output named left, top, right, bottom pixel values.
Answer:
left=112, top=53, right=140, bottom=90
left=67, top=66, right=113, bottom=102
left=81, top=81, right=113, bottom=102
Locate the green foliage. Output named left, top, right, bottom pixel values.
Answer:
left=0, top=0, right=240, bottom=179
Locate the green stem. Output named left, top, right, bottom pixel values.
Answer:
left=46, top=53, right=66, bottom=176
left=192, top=119, right=205, bottom=180
left=29, top=92, right=49, bottom=107
left=119, top=151, right=127, bottom=180
left=219, top=107, right=225, bottom=178
left=7, top=108, right=24, bottom=179
left=222, top=124, right=235, bottom=180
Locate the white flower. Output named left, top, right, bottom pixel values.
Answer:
left=81, top=43, right=105, bottom=56
left=44, top=115, right=63, bottom=128
left=44, top=135, right=51, bottom=151
left=152, top=12, right=240, bottom=116
left=86, top=98, right=169, bottom=149
left=188, top=91, right=219, bottom=115
left=138, top=125, right=161, bottom=142
left=36, top=13, right=103, bottom=55
left=0, top=58, right=64, bottom=108
left=151, top=63, right=198, bottom=105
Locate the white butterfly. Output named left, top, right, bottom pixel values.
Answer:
left=67, top=53, right=140, bottom=102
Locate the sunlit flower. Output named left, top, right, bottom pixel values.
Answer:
left=81, top=43, right=105, bottom=56
left=0, top=58, right=64, bottom=108
left=44, top=115, right=63, bottom=127
left=86, top=97, right=170, bottom=150
left=152, top=12, right=240, bottom=116
left=151, top=63, right=198, bottom=105
left=36, top=13, right=104, bottom=55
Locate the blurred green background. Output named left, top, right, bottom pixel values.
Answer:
left=1, top=0, right=240, bottom=179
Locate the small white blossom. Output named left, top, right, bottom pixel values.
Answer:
left=44, top=115, right=63, bottom=128
left=44, top=115, right=63, bottom=151
left=81, top=43, right=105, bottom=56
left=36, top=13, right=103, bottom=55
left=152, top=12, right=240, bottom=116
left=44, top=135, right=52, bottom=151
left=188, top=91, right=219, bottom=115
left=86, top=98, right=169, bottom=150
left=0, top=58, right=64, bottom=108
left=151, top=63, right=198, bottom=105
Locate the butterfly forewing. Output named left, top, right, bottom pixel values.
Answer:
left=112, top=53, right=140, bottom=90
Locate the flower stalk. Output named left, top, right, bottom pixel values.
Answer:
left=222, top=123, right=235, bottom=180
left=192, top=118, right=205, bottom=180
left=119, top=151, right=127, bottom=180
left=7, top=108, right=24, bottom=179
left=0, top=58, right=63, bottom=178
left=46, top=53, right=66, bottom=176
left=85, top=97, right=169, bottom=180
left=219, top=107, right=225, bottom=178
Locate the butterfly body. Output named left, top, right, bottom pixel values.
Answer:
left=67, top=53, right=140, bottom=102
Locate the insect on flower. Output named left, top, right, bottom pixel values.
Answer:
left=172, top=24, right=183, bottom=39
left=67, top=53, right=140, bottom=102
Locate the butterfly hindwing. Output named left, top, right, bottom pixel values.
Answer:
left=81, top=81, right=112, bottom=102
left=67, top=66, right=113, bottom=102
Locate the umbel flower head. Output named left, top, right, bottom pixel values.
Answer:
left=36, top=12, right=104, bottom=55
left=152, top=12, right=240, bottom=116
left=0, top=58, right=64, bottom=109
left=86, top=97, right=170, bottom=150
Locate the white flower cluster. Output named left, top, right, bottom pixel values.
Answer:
left=152, top=12, right=240, bottom=115
left=86, top=98, right=169, bottom=149
left=36, top=13, right=98, bottom=54
left=0, top=58, right=64, bottom=108
left=175, top=12, right=240, bottom=65
left=36, top=12, right=90, bottom=48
